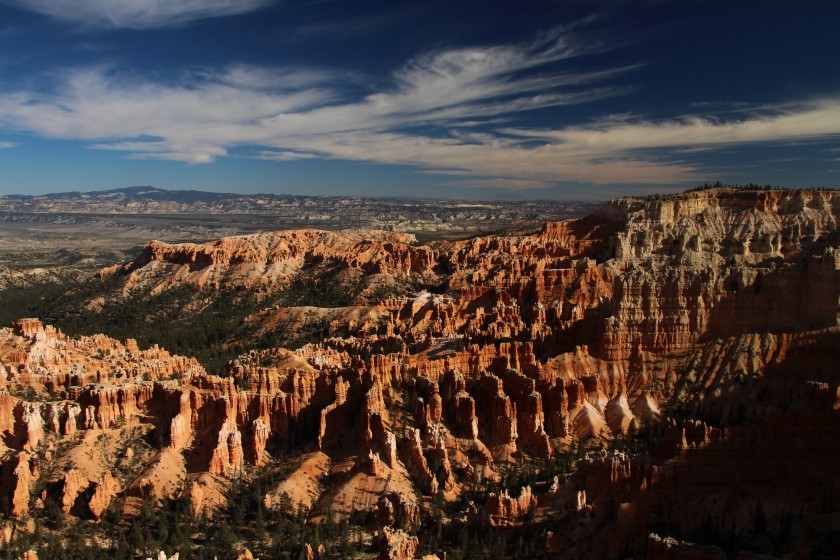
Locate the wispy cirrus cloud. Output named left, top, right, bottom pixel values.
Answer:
left=503, top=102, right=840, bottom=151
left=255, top=150, right=320, bottom=161
left=0, top=140, right=15, bottom=148
left=0, top=0, right=272, bottom=29
left=0, top=28, right=838, bottom=186
left=0, top=30, right=630, bottom=165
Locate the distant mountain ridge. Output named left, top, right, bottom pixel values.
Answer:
left=0, top=186, right=599, bottom=236
left=0, top=185, right=593, bottom=212
left=2, top=186, right=236, bottom=204
left=0, top=186, right=348, bottom=212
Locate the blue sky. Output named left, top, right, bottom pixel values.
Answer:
left=0, top=0, right=838, bottom=200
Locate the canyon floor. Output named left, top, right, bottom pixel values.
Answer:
left=0, top=186, right=837, bottom=560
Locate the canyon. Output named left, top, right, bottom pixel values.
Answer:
left=0, top=187, right=837, bottom=559
left=0, top=187, right=596, bottom=271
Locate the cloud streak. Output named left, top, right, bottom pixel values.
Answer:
left=0, top=29, right=839, bottom=185
left=1, top=0, right=272, bottom=29
left=504, top=103, right=840, bottom=150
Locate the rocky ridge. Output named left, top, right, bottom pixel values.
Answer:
left=0, top=188, right=838, bottom=559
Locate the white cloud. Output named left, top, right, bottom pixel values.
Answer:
left=0, top=141, right=15, bottom=148
left=1, top=0, right=272, bottom=29
left=504, top=102, right=840, bottom=150
left=255, top=150, right=321, bottom=161
left=0, top=28, right=839, bottom=187
left=276, top=131, right=699, bottom=185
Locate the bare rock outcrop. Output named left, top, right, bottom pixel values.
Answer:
left=88, top=472, right=121, bottom=520
left=124, top=229, right=437, bottom=293
left=646, top=533, right=727, bottom=560
left=485, top=486, right=537, bottom=527
left=0, top=188, right=838, bottom=558
left=2, top=452, right=35, bottom=517
left=61, top=469, right=88, bottom=513
left=379, top=527, right=419, bottom=560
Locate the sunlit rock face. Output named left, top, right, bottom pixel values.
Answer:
left=1, top=188, right=838, bottom=558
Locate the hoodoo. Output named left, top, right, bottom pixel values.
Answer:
left=0, top=188, right=838, bottom=558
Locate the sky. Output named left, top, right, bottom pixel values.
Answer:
left=0, top=0, right=838, bottom=200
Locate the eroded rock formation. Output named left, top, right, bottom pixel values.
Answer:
left=0, top=188, right=838, bottom=558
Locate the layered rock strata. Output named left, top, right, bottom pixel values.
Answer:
left=0, top=188, right=837, bottom=558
